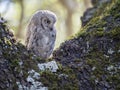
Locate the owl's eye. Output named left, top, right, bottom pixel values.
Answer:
left=47, top=20, right=51, bottom=24
left=44, top=18, right=51, bottom=24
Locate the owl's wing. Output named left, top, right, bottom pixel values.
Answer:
left=25, top=23, right=35, bottom=48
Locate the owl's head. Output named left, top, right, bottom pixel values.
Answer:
left=31, top=10, right=57, bottom=30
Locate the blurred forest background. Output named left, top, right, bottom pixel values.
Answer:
left=0, top=0, right=92, bottom=48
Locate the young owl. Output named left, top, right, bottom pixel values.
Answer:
left=26, top=10, right=57, bottom=59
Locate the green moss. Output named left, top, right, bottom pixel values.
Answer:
left=110, top=1, right=120, bottom=17
left=114, top=13, right=120, bottom=19
left=75, top=29, right=87, bottom=39
left=85, top=48, right=120, bottom=89
left=105, top=26, right=120, bottom=38
left=40, top=66, right=79, bottom=90
left=10, top=59, right=19, bottom=67
left=106, top=73, right=120, bottom=89
left=89, top=30, right=104, bottom=37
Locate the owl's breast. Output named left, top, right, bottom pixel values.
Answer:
left=42, top=35, right=49, bottom=45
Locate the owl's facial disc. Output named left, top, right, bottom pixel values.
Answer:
left=41, top=17, right=52, bottom=30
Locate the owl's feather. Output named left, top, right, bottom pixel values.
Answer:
left=26, top=10, right=57, bottom=59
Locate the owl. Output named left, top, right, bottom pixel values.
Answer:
left=25, top=10, right=57, bottom=59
